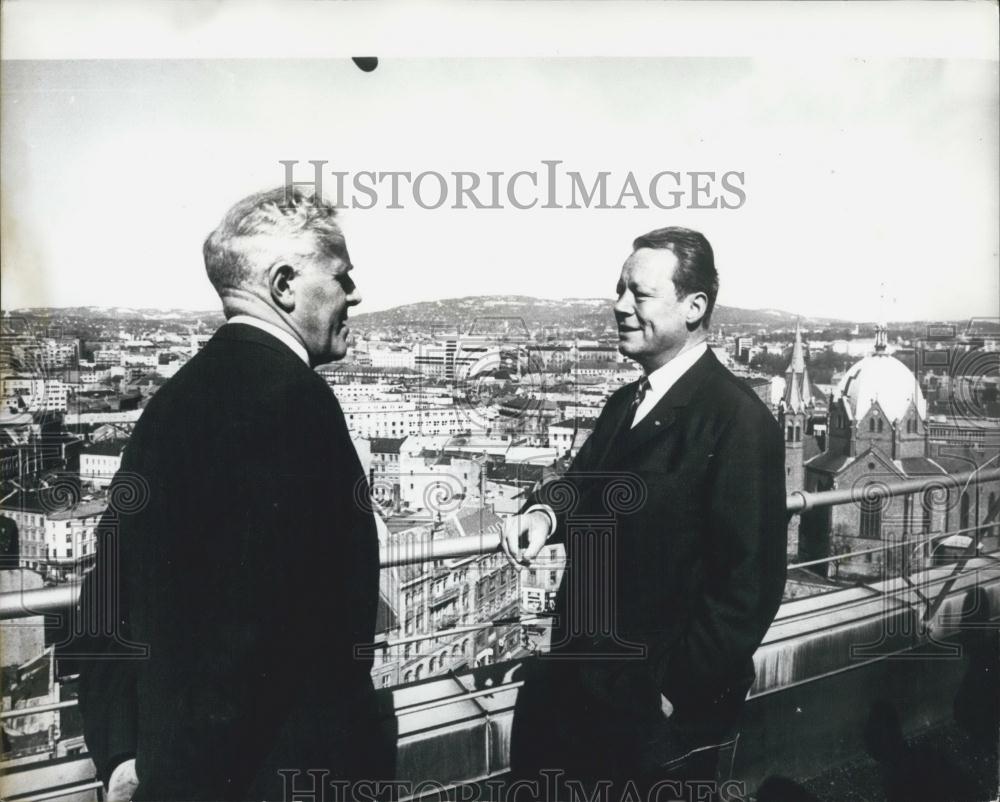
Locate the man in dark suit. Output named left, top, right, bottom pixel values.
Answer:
left=503, top=227, right=787, bottom=793
left=71, top=187, right=387, bottom=801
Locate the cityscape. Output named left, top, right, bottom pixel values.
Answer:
left=1, top=298, right=998, bottom=798
left=2, top=5, right=998, bottom=796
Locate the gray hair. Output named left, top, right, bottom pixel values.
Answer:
left=203, top=186, right=345, bottom=295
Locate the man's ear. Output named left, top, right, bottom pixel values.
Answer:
left=268, top=263, right=297, bottom=311
left=685, top=292, right=708, bottom=330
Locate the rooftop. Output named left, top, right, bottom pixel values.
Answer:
left=79, top=440, right=127, bottom=457
left=548, top=417, right=597, bottom=431
left=371, top=437, right=408, bottom=454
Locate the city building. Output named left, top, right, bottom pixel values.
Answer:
left=367, top=345, right=416, bottom=371
left=369, top=436, right=407, bottom=510
left=547, top=418, right=595, bottom=459
left=399, top=440, right=483, bottom=512
left=79, top=440, right=127, bottom=488
left=0, top=492, right=105, bottom=581
left=736, top=335, right=755, bottom=363
left=519, top=542, right=566, bottom=623
left=797, top=325, right=1000, bottom=578
left=341, top=400, right=471, bottom=439
left=495, top=398, right=561, bottom=444
left=387, top=508, right=520, bottom=685
left=1, top=377, right=68, bottom=413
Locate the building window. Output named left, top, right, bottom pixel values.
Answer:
left=960, top=491, right=970, bottom=532
left=860, top=495, right=882, bottom=539
left=877, top=418, right=884, bottom=434
left=922, top=488, right=935, bottom=533
left=869, top=418, right=876, bottom=432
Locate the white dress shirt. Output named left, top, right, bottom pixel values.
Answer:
left=227, top=315, right=310, bottom=367
left=630, top=341, right=708, bottom=427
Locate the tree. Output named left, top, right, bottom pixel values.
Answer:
left=749, top=351, right=788, bottom=376
left=829, top=524, right=855, bottom=580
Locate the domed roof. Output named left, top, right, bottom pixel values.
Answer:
left=837, top=352, right=926, bottom=423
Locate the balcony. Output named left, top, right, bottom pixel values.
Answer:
left=428, top=584, right=460, bottom=609
left=436, top=612, right=462, bottom=630
left=2, top=467, right=999, bottom=801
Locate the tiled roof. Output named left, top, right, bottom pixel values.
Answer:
left=802, top=435, right=822, bottom=463
left=549, top=417, right=597, bottom=431
left=805, top=451, right=854, bottom=474
left=486, top=462, right=546, bottom=484
left=370, top=437, right=407, bottom=455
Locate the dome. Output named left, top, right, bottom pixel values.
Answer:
left=837, top=353, right=927, bottom=423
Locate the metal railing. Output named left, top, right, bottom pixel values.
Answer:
left=0, top=700, right=77, bottom=721
left=0, top=478, right=997, bottom=800
left=7, top=781, right=105, bottom=802
left=785, top=466, right=1000, bottom=513
left=2, top=467, right=998, bottom=620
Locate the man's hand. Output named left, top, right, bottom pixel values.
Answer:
left=500, top=508, right=552, bottom=566
left=107, top=759, right=139, bottom=802
left=660, top=694, right=674, bottom=719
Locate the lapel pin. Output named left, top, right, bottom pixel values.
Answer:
left=654, top=420, right=661, bottom=426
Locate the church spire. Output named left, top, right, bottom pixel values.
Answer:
left=783, top=320, right=813, bottom=413
left=788, top=319, right=807, bottom=373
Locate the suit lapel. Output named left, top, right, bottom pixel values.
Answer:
left=604, top=350, right=719, bottom=469
left=591, top=387, right=635, bottom=469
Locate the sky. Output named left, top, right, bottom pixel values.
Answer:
left=2, top=53, right=997, bottom=322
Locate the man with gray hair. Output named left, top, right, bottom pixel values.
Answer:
left=75, top=187, right=388, bottom=800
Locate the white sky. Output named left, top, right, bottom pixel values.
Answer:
left=2, top=5, right=997, bottom=322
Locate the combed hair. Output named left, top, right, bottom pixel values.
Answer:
left=632, top=226, right=718, bottom=329
left=203, top=187, right=345, bottom=294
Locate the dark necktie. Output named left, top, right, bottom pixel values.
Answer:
left=625, top=376, right=650, bottom=429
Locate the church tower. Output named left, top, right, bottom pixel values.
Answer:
left=779, top=321, right=815, bottom=556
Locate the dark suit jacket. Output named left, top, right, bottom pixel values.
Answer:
left=514, top=349, right=786, bottom=774
left=72, top=323, right=383, bottom=801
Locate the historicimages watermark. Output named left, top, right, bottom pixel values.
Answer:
left=280, top=160, right=747, bottom=211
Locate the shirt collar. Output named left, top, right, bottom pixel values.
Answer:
left=226, top=315, right=311, bottom=366
left=644, top=341, right=708, bottom=396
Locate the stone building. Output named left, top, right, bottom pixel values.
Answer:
left=797, top=325, right=1000, bottom=579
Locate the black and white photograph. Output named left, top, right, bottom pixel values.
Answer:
left=1, top=3, right=998, bottom=801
